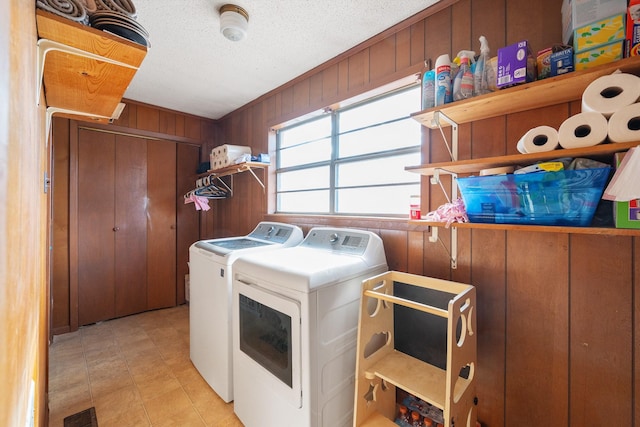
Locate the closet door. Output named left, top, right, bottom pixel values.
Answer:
left=77, top=130, right=116, bottom=325
left=114, top=135, right=148, bottom=317
left=146, top=139, right=177, bottom=309
left=176, top=143, right=200, bottom=304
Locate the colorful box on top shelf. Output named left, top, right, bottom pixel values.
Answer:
left=574, top=39, right=625, bottom=70
left=573, top=13, right=626, bottom=53
left=562, top=0, right=627, bottom=44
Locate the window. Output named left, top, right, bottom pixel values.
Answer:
left=275, top=84, right=422, bottom=216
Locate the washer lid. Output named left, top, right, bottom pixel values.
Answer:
left=191, top=222, right=304, bottom=256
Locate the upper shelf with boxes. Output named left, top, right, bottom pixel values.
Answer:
left=406, top=55, right=640, bottom=236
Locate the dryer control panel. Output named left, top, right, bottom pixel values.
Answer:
left=300, top=228, right=371, bottom=255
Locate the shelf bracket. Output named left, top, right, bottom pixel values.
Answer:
left=246, top=166, right=266, bottom=192
left=429, top=168, right=458, bottom=203
left=428, top=226, right=458, bottom=269
left=36, top=38, right=139, bottom=106
left=45, top=104, right=125, bottom=142
left=428, top=112, right=459, bottom=270
left=431, top=111, right=459, bottom=162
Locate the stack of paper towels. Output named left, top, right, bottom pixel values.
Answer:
left=517, top=71, right=640, bottom=154
left=210, top=144, right=251, bottom=170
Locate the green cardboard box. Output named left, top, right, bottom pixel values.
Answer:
left=613, top=152, right=640, bottom=229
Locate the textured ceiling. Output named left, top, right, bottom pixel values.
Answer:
left=123, top=1, right=441, bottom=120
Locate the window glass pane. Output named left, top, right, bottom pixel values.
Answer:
left=337, top=153, right=420, bottom=187
left=336, top=184, right=420, bottom=215
left=278, top=166, right=330, bottom=191
left=278, top=190, right=330, bottom=213
left=279, top=137, right=331, bottom=168
left=340, top=87, right=420, bottom=132
left=279, top=116, right=331, bottom=149
left=339, top=119, right=421, bottom=158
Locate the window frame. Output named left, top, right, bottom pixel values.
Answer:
left=275, top=82, right=422, bottom=217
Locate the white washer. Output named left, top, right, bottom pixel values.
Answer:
left=231, top=227, right=388, bottom=427
left=189, top=222, right=303, bottom=402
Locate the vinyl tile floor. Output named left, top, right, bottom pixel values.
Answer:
left=48, top=304, right=244, bottom=427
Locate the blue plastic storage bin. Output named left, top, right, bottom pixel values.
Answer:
left=456, top=167, right=611, bottom=226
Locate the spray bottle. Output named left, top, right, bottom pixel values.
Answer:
left=434, top=54, right=452, bottom=106
left=453, top=51, right=475, bottom=101
left=473, top=36, right=492, bottom=96
left=421, top=70, right=435, bottom=110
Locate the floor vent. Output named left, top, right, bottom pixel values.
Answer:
left=63, top=407, right=98, bottom=427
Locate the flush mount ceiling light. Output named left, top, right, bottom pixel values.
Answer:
left=219, top=4, right=249, bottom=42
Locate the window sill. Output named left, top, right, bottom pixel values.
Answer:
left=264, top=213, right=429, bottom=231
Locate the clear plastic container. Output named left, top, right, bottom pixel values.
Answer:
left=457, top=167, right=611, bottom=226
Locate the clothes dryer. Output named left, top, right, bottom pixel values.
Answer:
left=231, top=227, right=388, bottom=427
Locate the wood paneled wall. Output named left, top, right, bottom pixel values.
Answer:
left=1, top=2, right=49, bottom=426
left=213, top=0, right=640, bottom=425
left=51, top=100, right=215, bottom=334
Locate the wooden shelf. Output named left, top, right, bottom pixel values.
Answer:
left=203, top=162, right=269, bottom=179
left=411, top=56, right=640, bottom=128
left=36, top=9, right=147, bottom=122
left=408, top=220, right=640, bottom=236
left=406, top=141, right=640, bottom=176
left=366, top=351, right=447, bottom=409
left=358, top=411, right=397, bottom=427
left=188, top=162, right=269, bottom=198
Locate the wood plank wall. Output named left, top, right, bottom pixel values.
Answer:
left=1, top=2, right=49, bottom=426
left=212, top=0, right=640, bottom=425
left=51, top=100, right=215, bottom=334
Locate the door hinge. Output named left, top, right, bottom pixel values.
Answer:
left=44, top=171, right=51, bottom=194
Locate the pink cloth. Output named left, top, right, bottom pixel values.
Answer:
left=184, top=194, right=211, bottom=211
left=423, top=198, right=468, bottom=227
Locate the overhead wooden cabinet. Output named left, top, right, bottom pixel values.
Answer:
left=36, top=9, right=147, bottom=124
left=74, top=128, right=177, bottom=326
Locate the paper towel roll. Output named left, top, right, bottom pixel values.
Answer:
left=516, top=125, right=560, bottom=154
left=581, top=72, right=640, bottom=118
left=608, top=102, right=640, bottom=143
left=479, top=166, right=515, bottom=176
left=558, top=111, right=608, bottom=149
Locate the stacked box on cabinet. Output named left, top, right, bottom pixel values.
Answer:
left=353, top=271, right=477, bottom=427
left=209, top=144, right=251, bottom=170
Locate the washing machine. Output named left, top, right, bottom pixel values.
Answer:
left=189, top=221, right=303, bottom=403
left=231, top=227, right=388, bottom=427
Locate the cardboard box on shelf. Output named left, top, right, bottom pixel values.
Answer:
left=562, top=0, right=627, bottom=44
left=613, top=151, right=640, bottom=229
left=496, top=40, right=536, bottom=88
left=550, top=47, right=574, bottom=76
left=573, top=13, right=625, bottom=53
left=629, top=0, right=640, bottom=56
left=574, top=39, right=625, bottom=70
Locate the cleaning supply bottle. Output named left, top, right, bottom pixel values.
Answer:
left=453, top=54, right=474, bottom=101
left=434, top=54, right=452, bottom=106
left=473, top=35, right=492, bottom=96
left=421, top=70, right=435, bottom=110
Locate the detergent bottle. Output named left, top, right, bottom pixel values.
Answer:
left=434, top=54, right=452, bottom=106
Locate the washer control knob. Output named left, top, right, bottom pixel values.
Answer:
left=267, top=225, right=275, bottom=234
left=329, top=233, right=339, bottom=243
